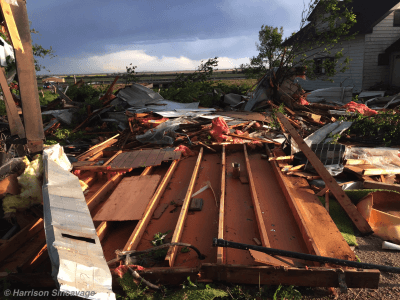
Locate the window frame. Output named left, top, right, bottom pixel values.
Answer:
left=314, top=57, right=335, bottom=75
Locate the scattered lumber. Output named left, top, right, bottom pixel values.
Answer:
left=276, top=112, right=373, bottom=234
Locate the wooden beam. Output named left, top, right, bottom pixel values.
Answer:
left=200, top=264, right=380, bottom=289
left=276, top=112, right=373, bottom=234
left=124, top=161, right=180, bottom=251
left=363, top=181, right=400, bottom=193
left=0, top=218, right=43, bottom=263
left=76, top=134, right=119, bottom=160
left=0, top=68, right=25, bottom=137
left=266, top=146, right=321, bottom=256
left=87, top=173, right=124, bottom=212
left=217, top=145, right=226, bottom=264
left=0, top=0, right=23, bottom=52
left=363, top=169, right=400, bottom=176
left=165, top=148, right=204, bottom=266
left=227, top=133, right=279, bottom=144
left=10, top=1, right=45, bottom=153
left=243, top=144, right=271, bottom=248
left=103, top=150, right=122, bottom=166
left=316, top=181, right=355, bottom=197
left=100, top=76, right=119, bottom=103
left=268, top=155, right=294, bottom=161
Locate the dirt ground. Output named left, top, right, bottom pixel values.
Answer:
left=302, top=235, right=400, bottom=300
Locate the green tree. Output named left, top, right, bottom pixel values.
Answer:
left=277, top=0, right=357, bottom=82
left=30, top=24, right=56, bottom=72
left=125, top=63, right=137, bottom=85
left=241, top=25, right=284, bottom=78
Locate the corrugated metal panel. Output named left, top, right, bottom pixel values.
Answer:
left=42, top=149, right=115, bottom=300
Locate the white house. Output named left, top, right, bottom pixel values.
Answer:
left=282, top=0, right=400, bottom=93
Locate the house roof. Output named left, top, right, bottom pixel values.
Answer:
left=386, top=37, right=400, bottom=53
left=282, top=0, right=400, bottom=46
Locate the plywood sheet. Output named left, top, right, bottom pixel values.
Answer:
left=93, top=175, right=161, bottom=221
left=109, top=149, right=181, bottom=170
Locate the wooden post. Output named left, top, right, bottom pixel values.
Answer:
left=276, top=112, right=372, bottom=234
left=6, top=1, right=45, bottom=153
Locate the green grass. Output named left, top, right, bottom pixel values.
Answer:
left=318, top=195, right=358, bottom=246
left=39, top=90, right=59, bottom=106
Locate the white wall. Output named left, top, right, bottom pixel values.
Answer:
left=362, top=2, right=400, bottom=89
left=296, top=34, right=365, bottom=93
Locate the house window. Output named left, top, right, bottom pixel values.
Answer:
left=378, top=53, right=390, bottom=66
left=394, top=10, right=400, bottom=26
left=314, top=57, right=335, bottom=75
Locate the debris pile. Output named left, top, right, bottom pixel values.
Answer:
left=3, top=48, right=400, bottom=298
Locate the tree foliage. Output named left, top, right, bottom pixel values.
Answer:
left=280, top=0, right=357, bottom=83
left=241, top=25, right=284, bottom=78
left=30, top=25, right=56, bottom=72
left=242, top=0, right=357, bottom=83
left=125, top=63, right=137, bottom=85
left=159, top=57, right=220, bottom=107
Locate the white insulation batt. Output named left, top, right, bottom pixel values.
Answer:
left=42, top=144, right=115, bottom=300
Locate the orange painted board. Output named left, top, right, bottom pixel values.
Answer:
left=266, top=146, right=356, bottom=262
left=248, top=153, right=309, bottom=267
left=276, top=112, right=373, bottom=234
left=165, top=148, right=203, bottom=267
left=224, top=151, right=260, bottom=266
left=93, top=175, right=161, bottom=221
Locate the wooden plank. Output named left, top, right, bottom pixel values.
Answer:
left=243, top=145, right=270, bottom=248
left=363, top=168, right=400, bottom=176
left=127, top=150, right=152, bottom=169
left=363, top=181, right=400, bottom=193
left=266, top=145, right=357, bottom=262
left=93, top=175, right=161, bottom=221
left=200, top=264, right=380, bottom=289
left=217, top=145, right=226, bottom=265
left=153, top=149, right=168, bottom=166
left=0, top=218, right=43, bottom=263
left=96, top=221, right=109, bottom=242
left=77, top=134, right=119, bottom=160
left=103, top=150, right=122, bottom=166
left=268, top=155, right=294, bottom=161
left=124, top=160, right=180, bottom=251
left=165, top=148, right=204, bottom=267
left=116, top=151, right=141, bottom=168
left=161, top=149, right=177, bottom=162
left=99, top=76, right=119, bottom=102
left=110, top=151, right=132, bottom=168
left=143, top=149, right=162, bottom=167
left=0, top=0, right=23, bottom=52
left=0, top=68, right=25, bottom=137
left=316, top=181, right=355, bottom=197
left=87, top=173, right=124, bottom=212
left=276, top=112, right=373, bottom=234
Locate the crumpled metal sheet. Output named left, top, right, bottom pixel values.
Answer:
left=42, top=147, right=115, bottom=300
left=117, top=83, right=164, bottom=107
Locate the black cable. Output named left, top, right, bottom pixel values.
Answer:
left=213, top=238, right=400, bottom=274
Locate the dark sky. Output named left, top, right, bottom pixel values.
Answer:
left=26, top=0, right=303, bottom=74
